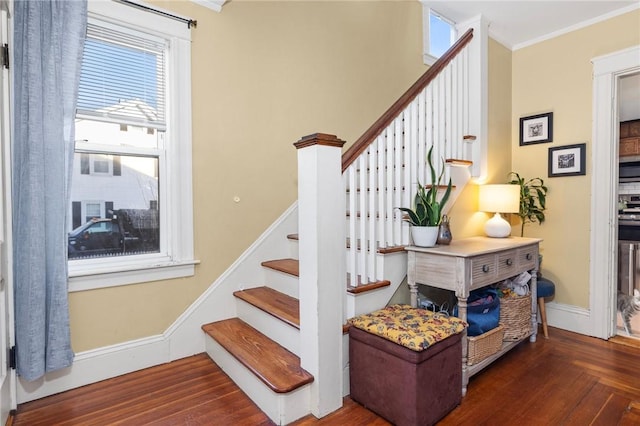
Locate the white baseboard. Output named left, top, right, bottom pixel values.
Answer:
left=545, top=301, right=597, bottom=337
left=18, top=335, right=169, bottom=403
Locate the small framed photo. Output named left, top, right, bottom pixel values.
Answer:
left=520, top=112, right=553, bottom=145
left=548, top=143, right=586, bottom=177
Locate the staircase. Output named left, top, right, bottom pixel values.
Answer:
left=200, top=28, right=478, bottom=425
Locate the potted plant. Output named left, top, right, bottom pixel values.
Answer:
left=507, top=172, right=547, bottom=237
left=398, top=147, right=453, bottom=247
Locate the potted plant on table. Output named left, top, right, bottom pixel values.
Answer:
left=507, top=172, right=547, bottom=237
left=398, top=147, right=453, bottom=247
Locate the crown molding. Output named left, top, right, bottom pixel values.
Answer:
left=190, top=0, right=226, bottom=13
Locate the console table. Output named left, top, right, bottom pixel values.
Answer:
left=406, top=236, right=541, bottom=396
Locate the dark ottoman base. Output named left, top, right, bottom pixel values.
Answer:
left=349, top=326, right=462, bottom=426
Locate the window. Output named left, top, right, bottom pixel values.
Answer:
left=422, top=7, right=456, bottom=66
left=68, top=1, right=195, bottom=292
left=84, top=201, right=102, bottom=223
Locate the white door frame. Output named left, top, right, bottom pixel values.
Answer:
left=590, top=45, right=640, bottom=339
left=0, top=0, right=15, bottom=422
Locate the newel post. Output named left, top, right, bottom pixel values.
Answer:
left=294, top=133, right=346, bottom=417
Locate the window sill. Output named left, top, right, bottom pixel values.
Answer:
left=68, top=258, right=200, bottom=292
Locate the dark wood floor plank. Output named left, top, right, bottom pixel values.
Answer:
left=41, top=361, right=222, bottom=423
left=620, top=401, right=640, bottom=426
left=591, top=392, right=631, bottom=426
left=13, top=327, right=640, bottom=426
left=562, top=382, right=615, bottom=425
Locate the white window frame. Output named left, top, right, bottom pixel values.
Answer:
left=89, top=154, right=111, bottom=175
left=68, top=0, right=196, bottom=292
left=82, top=200, right=105, bottom=222
left=421, top=6, right=456, bottom=66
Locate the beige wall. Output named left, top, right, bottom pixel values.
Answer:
left=69, top=3, right=640, bottom=352
left=511, top=10, right=640, bottom=308
left=69, top=0, right=427, bottom=352
left=449, top=38, right=513, bottom=240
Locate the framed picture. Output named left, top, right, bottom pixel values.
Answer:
left=548, top=143, right=586, bottom=177
left=519, top=112, right=553, bottom=145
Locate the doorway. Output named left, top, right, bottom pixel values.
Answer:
left=590, top=46, right=640, bottom=341
left=616, top=72, right=640, bottom=340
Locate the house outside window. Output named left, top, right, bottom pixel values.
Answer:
left=68, top=1, right=195, bottom=291
left=422, top=7, right=456, bottom=66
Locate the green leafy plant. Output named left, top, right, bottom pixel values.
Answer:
left=507, top=172, right=548, bottom=237
left=398, top=147, right=453, bottom=227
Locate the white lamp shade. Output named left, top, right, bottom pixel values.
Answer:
left=479, top=185, right=520, bottom=214
left=479, top=185, right=520, bottom=238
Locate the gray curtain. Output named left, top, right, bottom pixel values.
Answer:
left=13, top=0, right=87, bottom=381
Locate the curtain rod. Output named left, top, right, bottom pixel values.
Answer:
left=115, top=0, right=197, bottom=28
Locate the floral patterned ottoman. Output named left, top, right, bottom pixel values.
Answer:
left=348, top=304, right=466, bottom=426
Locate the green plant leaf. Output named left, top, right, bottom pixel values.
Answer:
left=508, top=171, right=548, bottom=237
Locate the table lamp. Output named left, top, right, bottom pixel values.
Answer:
left=479, top=184, right=520, bottom=238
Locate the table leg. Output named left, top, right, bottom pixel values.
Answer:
left=457, top=295, right=469, bottom=396
left=409, top=280, right=419, bottom=308
left=530, top=267, right=538, bottom=343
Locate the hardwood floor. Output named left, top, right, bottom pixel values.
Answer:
left=12, top=327, right=640, bottom=425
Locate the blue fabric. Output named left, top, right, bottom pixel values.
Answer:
left=13, top=0, right=87, bottom=381
left=537, top=278, right=555, bottom=298
left=454, top=288, right=500, bottom=337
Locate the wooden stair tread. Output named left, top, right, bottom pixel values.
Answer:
left=446, top=158, right=473, bottom=166
left=261, top=258, right=299, bottom=277
left=234, top=286, right=300, bottom=329
left=202, top=318, right=313, bottom=393
left=346, top=280, right=390, bottom=294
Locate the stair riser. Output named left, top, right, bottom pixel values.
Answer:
left=345, top=251, right=407, bottom=319
left=289, top=238, right=299, bottom=259
left=236, top=299, right=300, bottom=356
left=204, top=336, right=311, bottom=425
left=263, top=269, right=299, bottom=298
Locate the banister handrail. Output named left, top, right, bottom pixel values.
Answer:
left=341, top=28, right=474, bottom=172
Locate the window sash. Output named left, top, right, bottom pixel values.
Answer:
left=77, top=20, right=167, bottom=130
left=428, top=10, right=456, bottom=58
left=68, top=0, right=195, bottom=291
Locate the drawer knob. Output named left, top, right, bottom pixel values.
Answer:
left=482, top=264, right=490, bottom=273
left=526, top=253, right=532, bottom=260
left=506, top=258, right=513, bottom=266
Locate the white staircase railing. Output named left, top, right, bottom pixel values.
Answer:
left=342, top=28, right=475, bottom=289
left=294, top=27, right=476, bottom=416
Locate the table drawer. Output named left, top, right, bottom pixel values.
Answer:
left=518, top=246, right=538, bottom=270
left=470, top=254, right=497, bottom=286
left=496, top=250, right=519, bottom=280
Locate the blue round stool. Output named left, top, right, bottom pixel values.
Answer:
left=537, top=278, right=555, bottom=338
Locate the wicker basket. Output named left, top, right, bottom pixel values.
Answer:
left=499, top=294, right=532, bottom=341
left=467, top=325, right=504, bottom=366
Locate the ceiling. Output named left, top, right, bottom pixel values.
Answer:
left=421, top=1, right=639, bottom=50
